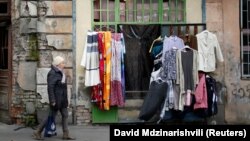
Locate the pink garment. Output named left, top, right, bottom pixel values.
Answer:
left=110, top=33, right=125, bottom=107
left=194, top=73, right=208, bottom=109
left=185, top=90, right=192, bottom=106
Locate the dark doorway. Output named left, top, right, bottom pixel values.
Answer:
left=0, top=0, right=11, bottom=124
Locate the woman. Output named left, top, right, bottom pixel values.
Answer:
left=33, top=56, right=75, bottom=140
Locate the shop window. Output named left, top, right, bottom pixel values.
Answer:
left=241, top=0, right=250, bottom=78
left=92, top=0, right=186, bottom=31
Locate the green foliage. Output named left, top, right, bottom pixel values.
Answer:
left=27, top=33, right=39, bottom=61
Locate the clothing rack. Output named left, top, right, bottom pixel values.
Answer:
left=124, top=23, right=206, bottom=95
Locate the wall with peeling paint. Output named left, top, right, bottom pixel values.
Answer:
left=221, top=0, right=250, bottom=124
left=10, top=0, right=74, bottom=125
left=74, top=0, right=92, bottom=125
left=206, top=0, right=250, bottom=124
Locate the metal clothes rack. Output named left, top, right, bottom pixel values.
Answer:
left=125, top=23, right=206, bottom=96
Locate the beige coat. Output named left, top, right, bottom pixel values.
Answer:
left=176, top=49, right=199, bottom=111
left=196, top=30, right=224, bottom=72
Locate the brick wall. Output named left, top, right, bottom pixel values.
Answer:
left=76, top=105, right=91, bottom=125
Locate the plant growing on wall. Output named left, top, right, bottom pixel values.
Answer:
left=26, top=33, right=39, bottom=61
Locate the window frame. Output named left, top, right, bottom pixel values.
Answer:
left=91, top=0, right=187, bottom=32
left=240, top=0, right=250, bottom=78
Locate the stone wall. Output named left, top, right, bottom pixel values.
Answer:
left=11, top=0, right=73, bottom=125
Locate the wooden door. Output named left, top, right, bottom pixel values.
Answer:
left=0, top=22, right=11, bottom=124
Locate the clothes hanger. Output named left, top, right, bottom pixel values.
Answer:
left=155, top=50, right=163, bottom=58
left=180, top=45, right=193, bottom=52
left=118, top=25, right=133, bottom=38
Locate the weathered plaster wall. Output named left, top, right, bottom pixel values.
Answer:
left=11, top=0, right=73, bottom=125
left=206, top=0, right=250, bottom=124
left=221, top=0, right=250, bottom=124
left=75, top=0, right=92, bottom=125
left=205, top=0, right=226, bottom=124
left=186, top=0, right=202, bottom=23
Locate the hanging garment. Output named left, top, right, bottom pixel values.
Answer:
left=196, top=30, right=224, bottom=72
left=91, top=32, right=106, bottom=110
left=181, top=94, right=204, bottom=122
left=205, top=74, right=218, bottom=117
left=120, top=34, right=126, bottom=100
left=91, top=85, right=103, bottom=109
left=149, top=36, right=163, bottom=53
left=182, top=49, right=194, bottom=91
left=97, top=32, right=105, bottom=109
left=138, top=80, right=168, bottom=121
left=194, top=72, right=208, bottom=109
left=110, top=33, right=125, bottom=107
left=150, top=67, right=163, bottom=84
left=150, top=40, right=163, bottom=59
left=119, top=25, right=161, bottom=91
left=81, top=31, right=100, bottom=86
left=162, top=49, right=178, bottom=80
left=176, top=48, right=199, bottom=111
left=162, top=35, right=185, bottom=64
left=158, top=80, right=175, bottom=123
left=150, top=40, right=163, bottom=70
left=103, top=31, right=112, bottom=110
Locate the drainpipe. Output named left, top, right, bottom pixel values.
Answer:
left=202, top=0, right=206, bottom=23
left=72, top=0, right=77, bottom=125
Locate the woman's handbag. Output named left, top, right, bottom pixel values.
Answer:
left=44, top=110, right=57, bottom=137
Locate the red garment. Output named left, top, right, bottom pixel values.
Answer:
left=91, top=85, right=103, bottom=109
left=194, top=72, right=208, bottom=109
left=97, top=32, right=105, bottom=109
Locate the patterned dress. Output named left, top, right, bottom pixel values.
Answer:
left=110, top=33, right=125, bottom=107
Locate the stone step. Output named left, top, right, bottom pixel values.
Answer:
left=123, top=99, right=144, bottom=108
left=117, top=97, right=145, bottom=122
left=118, top=108, right=140, bottom=122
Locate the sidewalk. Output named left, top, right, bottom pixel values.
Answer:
left=0, top=122, right=109, bottom=141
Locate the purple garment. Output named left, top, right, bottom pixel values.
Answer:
left=162, top=35, right=185, bottom=63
